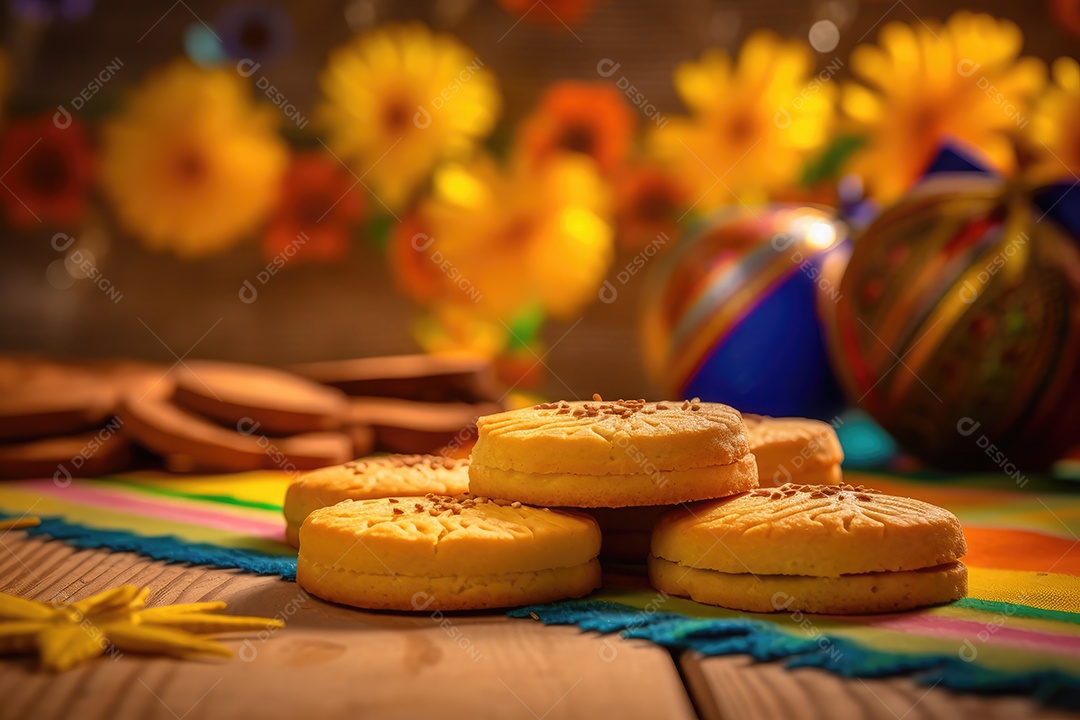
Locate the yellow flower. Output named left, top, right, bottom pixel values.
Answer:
left=842, top=12, right=1045, bottom=201
left=318, top=23, right=500, bottom=211
left=1030, top=56, right=1080, bottom=180
left=416, top=153, right=613, bottom=321
left=102, top=61, right=287, bottom=257
left=650, top=31, right=834, bottom=211
left=0, top=585, right=282, bottom=672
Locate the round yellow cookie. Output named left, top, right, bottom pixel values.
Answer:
left=470, top=397, right=757, bottom=507
left=649, top=556, right=968, bottom=614
left=743, top=415, right=844, bottom=487
left=652, top=484, right=967, bottom=577
left=296, top=495, right=602, bottom=611
left=283, top=454, right=470, bottom=547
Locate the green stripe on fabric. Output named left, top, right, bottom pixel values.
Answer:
left=955, top=597, right=1080, bottom=626
left=96, top=477, right=284, bottom=512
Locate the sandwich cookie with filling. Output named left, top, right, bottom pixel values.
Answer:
left=297, top=495, right=601, bottom=611
left=650, top=483, right=967, bottom=614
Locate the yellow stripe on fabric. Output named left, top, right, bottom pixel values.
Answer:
left=0, top=486, right=287, bottom=553
left=968, top=568, right=1080, bottom=614
left=117, top=471, right=293, bottom=507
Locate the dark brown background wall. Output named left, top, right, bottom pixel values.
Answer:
left=0, top=0, right=1072, bottom=399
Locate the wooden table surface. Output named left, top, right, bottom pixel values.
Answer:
left=0, top=531, right=1074, bottom=720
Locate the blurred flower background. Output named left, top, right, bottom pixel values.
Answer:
left=0, top=0, right=1077, bottom=419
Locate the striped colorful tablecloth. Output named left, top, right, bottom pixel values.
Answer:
left=0, top=470, right=1078, bottom=700
left=0, top=472, right=297, bottom=576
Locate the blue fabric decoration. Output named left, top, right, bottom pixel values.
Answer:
left=8, top=514, right=298, bottom=580
left=509, top=600, right=1080, bottom=705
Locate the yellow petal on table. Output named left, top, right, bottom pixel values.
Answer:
left=0, top=620, right=48, bottom=654
left=69, top=585, right=146, bottom=617
left=136, top=612, right=283, bottom=635
left=38, top=622, right=108, bottom=672
left=103, top=623, right=233, bottom=660
left=0, top=593, right=55, bottom=621
left=135, top=602, right=227, bottom=623
left=0, top=586, right=284, bottom=671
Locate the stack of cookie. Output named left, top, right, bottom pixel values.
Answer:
left=0, top=354, right=504, bottom=477
left=469, top=399, right=846, bottom=564
left=120, top=360, right=353, bottom=473
left=0, top=357, right=150, bottom=478
left=292, top=395, right=967, bottom=615
left=293, top=354, right=503, bottom=455
left=468, top=396, right=759, bottom=565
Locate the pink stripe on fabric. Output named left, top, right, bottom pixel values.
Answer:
left=21, top=480, right=284, bottom=540
left=853, top=613, right=1080, bottom=657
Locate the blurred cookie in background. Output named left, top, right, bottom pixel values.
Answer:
left=292, top=354, right=500, bottom=403
left=744, top=414, right=843, bottom=487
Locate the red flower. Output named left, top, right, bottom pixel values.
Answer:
left=516, top=81, right=634, bottom=176
left=262, top=153, right=364, bottom=263
left=497, top=0, right=596, bottom=27
left=614, top=163, right=688, bottom=252
left=0, top=114, right=95, bottom=228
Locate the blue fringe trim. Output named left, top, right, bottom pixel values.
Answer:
left=509, top=600, right=1080, bottom=704
left=3, top=513, right=297, bottom=580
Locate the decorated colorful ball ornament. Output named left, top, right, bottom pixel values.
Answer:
left=641, top=204, right=850, bottom=419
left=827, top=147, right=1080, bottom=472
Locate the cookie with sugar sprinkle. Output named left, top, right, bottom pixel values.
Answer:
left=652, top=482, right=967, bottom=577
left=649, top=482, right=968, bottom=614
left=283, top=453, right=470, bottom=547
left=296, top=494, right=601, bottom=611
left=468, top=394, right=757, bottom=508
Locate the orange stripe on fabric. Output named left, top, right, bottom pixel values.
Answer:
left=962, top=527, right=1080, bottom=575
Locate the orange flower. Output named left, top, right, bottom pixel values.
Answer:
left=262, top=153, right=364, bottom=264
left=497, top=0, right=596, bottom=27
left=389, top=215, right=445, bottom=304
left=0, top=114, right=95, bottom=228
left=613, top=163, right=688, bottom=252
left=516, top=81, right=634, bottom=176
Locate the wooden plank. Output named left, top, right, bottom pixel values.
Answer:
left=0, top=534, right=695, bottom=720
left=680, top=653, right=1076, bottom=720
